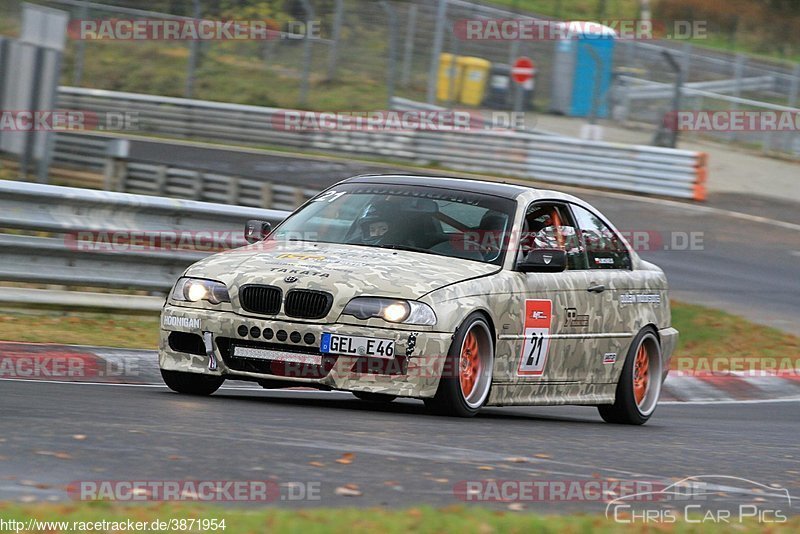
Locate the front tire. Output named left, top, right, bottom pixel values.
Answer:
left=161, top=369, right=224, bottom=396
left=598, top=328, right=663, bottom=425
left=424, top=313, right=494, bottom=417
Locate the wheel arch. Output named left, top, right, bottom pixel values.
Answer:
left=611, top=323, right=661, bottom=388
left=468, top=307, right=497, bottom=344
left=625, top=323, right=661, bottom=362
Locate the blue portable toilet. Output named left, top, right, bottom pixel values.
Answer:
left=550, top=22, right=616, bottom=118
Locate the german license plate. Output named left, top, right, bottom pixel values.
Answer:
left=320, top=333, right=395, bottom=358
left=232, top=345, right=322, bottom=366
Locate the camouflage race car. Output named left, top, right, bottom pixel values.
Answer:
left=159, top=174, right=678, bottom=424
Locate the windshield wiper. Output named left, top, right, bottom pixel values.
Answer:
left=378, top=244, right=430, bottom=254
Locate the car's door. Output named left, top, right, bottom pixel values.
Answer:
left=568, top=203, right=636, bottom=384
left=511, top=201, right=601, bottom=384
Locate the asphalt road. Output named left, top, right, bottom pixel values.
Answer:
left=127, top=138, right=800, bottom=334
left=1, top=381, right=798, bottom=515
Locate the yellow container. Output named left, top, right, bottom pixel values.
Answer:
left=437, top=53, right=464, bottom=102
left=457, top=56, right=491, bottom=106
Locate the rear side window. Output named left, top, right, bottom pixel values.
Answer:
left=570, top=205, right=631, bottom=270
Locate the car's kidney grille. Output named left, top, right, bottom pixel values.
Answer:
left=240, top=285, right=282, bottom=315
left=284, top=289, right=333, bottom=319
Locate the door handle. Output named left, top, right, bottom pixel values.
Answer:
left=587, top=283, right=606, bottom=293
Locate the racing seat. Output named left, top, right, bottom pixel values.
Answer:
left=399, top=199, right=447, bottom=249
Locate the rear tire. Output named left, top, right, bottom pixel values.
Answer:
left=161, top=369, right=224, bottom=396
left=598, top=328, right=662, bottom=425
left=424, top=313, right=494, bottom=417
left=352, top=391, right=397, bottom=403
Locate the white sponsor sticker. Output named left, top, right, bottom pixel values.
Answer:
left=162, top=315, right=201, bottom=329
left=619, top=293, right=661, bottom=305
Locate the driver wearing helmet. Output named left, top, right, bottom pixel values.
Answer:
left=357, top=200, right=397, bottom=245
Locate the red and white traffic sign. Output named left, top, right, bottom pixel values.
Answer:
left=511, top=56, right=536, bottom=84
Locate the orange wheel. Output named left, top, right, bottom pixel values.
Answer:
left=597, top=329, right=662, bottom=425
left=425, top=314, right=494, bottom=417
left=633, top=344, right=649, bottom=406
left=459, top=330, right=481, bottom=398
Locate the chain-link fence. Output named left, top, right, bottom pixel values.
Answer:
left=1, top=0, right=798, bottom=154
left=1, top=0, right=560, bottom=110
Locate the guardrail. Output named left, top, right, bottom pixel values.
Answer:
left=111, top=159, right=318, bottom=212
left=48, top=133, right=320, bottom=210
left=622, top=75, right=776, bottom=100
left=55, top=86, right=708, bottom=200
left=0, top=180, right=289, bottom=308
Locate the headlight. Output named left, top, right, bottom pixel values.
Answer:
left=342, top=297, right=437, bottom=326
left=170, top=277, right=230, bottom=305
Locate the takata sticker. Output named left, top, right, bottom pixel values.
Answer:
left=603, top=352, right=617, bottom=365
left=518, top=299, right=552, bottom=376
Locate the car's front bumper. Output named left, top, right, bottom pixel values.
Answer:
left=159, top=305, right=453, bottom=398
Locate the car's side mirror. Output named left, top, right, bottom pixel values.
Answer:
left=517, top=249, right=567, bottom=273
left=244, top=220, right=272, bottom=244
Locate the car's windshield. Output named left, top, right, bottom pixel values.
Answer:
left=271, top=182, right=517, bottom=265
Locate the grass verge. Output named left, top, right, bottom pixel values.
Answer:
left=670, top=301, right=800, bottom=371
left=0, top=502, right=797, bottom=533
left=0, top=311, right=160, bottom=349
left=0, top=302, right=797, bottom=371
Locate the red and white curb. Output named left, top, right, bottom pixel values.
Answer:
left=661, top=372, right=800, bottom=402
left=2, top=342, right=799, bottom=402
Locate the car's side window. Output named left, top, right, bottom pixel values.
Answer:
left=570, top=204, right=631, bottom=270
left=521, top=202, right=589, bottom=270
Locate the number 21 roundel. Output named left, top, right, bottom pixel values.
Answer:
left=518, top=299, right=552, bottom=376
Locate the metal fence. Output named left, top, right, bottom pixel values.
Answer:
left=0, top=179, right=288, bottom=308
left=614, top=75, right=800, bottom=155
left=4, top=0, right=795, bottom=115
left=0, top=0, right=795, bottom=162
left=621, top=76, right=777, bottom=100
left=54, top=86, right=707, bottom=200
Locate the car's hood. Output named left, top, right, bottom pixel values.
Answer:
left=185, top=241, right=498, bottom=312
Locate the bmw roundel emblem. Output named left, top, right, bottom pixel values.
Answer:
left=284, top=276, right=298, bottom=283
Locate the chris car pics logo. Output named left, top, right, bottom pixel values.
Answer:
left=605, top=475, right=791, bottom=524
